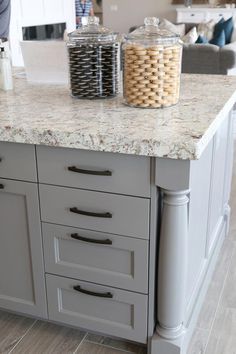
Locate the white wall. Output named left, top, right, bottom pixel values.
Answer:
left=10, top=0, right=76, bottom=66
left=103, top=0, right=176, bottom=33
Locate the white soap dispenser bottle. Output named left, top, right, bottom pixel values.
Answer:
left=0, top=47, right=13, bottom=91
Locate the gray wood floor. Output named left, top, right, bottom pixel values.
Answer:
left=1, top=152, right=236, bottom=354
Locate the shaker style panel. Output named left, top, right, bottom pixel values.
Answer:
left=0, top=142, right=37, bottom=182
left=39, top=185, right=150, bottom=239
left=207, top=117, right=229, bottom=254
left=36, top=146, right=150, bottom=197
left=46, top=274, right=148, bottom=343
left=42, top=223, right=149, bottom=293
left=0, top=179, right=47, bottom=317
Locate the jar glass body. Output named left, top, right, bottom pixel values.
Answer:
left=122, top=18, right=183, bottom=108
left=67, top=17, right=120, bottom=99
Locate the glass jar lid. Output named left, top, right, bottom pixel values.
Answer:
left=125, top=17, right=180, bottom=45
left=68, top=16, right=119, bottom=43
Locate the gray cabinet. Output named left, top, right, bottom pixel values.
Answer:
left=37, top=146, right=151, bottom=344
left=0, top=178, right=47, bottom=317
left=0, top=142, right=151, bottom=345
left=207, top=118, right=229, bottom=254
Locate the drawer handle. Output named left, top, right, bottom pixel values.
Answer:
left=68, top=166, right=112, bottom=176
left=73, top=285, right=113, bottom=298
left=71, top=233, right=112, bottom=245
left=0, top=184, right=4, bottom=189
left=191, top=14, right=195, bottom=16
left=69, top=207, right=112, bottom=219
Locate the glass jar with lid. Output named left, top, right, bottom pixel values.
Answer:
left=67, top=16, right=120, bottom=99
left=122, top=17, right=183, bottom=108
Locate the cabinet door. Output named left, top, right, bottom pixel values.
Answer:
left=0, top=179, right=47, bottom=318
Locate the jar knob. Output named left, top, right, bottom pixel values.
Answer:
left=144, top=17, right=159, bottom=27
left=82, top=16, right=100, bottom=26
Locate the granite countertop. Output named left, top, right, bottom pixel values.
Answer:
left=0, top=72, right=236, bottom=160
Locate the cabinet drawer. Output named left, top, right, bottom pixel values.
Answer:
left=0, top=142, right=37, bottom=182
left=36, top=146, right=150, bottom=197
left=208, top=12, right=231, bottom=21
left=46, top=274, right=148, bottom=343
left=39, top=185, right=150, bottom=239
left=179, top=12, right=205, bottom=23
left=43, top=223, right=149, bottom=293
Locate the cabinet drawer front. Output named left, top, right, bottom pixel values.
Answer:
left=36, top=146, right=150, bottom=197
left=43, top=223, right=149, bottom=293
left=208, top=12, right=231, bottom=21
left=46, top=274, right=148, bottom=343
left=179, top=12, right=205, bottom=23
left=0, top=142, right=37, bottom=182
left=39, top=185, right=150, bottom=239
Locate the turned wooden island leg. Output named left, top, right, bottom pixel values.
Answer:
left=157, top=189, right=189, bottom=338
left=151, top=188, right=190, bottom=354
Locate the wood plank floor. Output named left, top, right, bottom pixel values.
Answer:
left=1, top=150, right=236, bottom=354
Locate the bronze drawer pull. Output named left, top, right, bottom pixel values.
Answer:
left=0, top=184, right=4, bottom=189
left=68, top=166, right=112, bottom=176
left=71, top=233, right=112, bottom=245
left=73, top=285, right=113, bottom=298
left=69, top=207, right=112, bottom=219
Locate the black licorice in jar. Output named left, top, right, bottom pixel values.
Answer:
left=67, top=17, right=120, bottom=99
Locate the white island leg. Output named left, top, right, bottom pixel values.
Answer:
left=151, top=188, right=190, bottom=354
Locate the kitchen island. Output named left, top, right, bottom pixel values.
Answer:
left=0, top=73, right=236, bottom=354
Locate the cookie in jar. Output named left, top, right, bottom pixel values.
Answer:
left=122, top=17, right=182, bottom=108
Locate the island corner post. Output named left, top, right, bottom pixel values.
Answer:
left=150, top=109, right=234, bottom=354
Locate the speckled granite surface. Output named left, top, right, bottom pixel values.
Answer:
left=0, top=71, right=236, bottom=160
